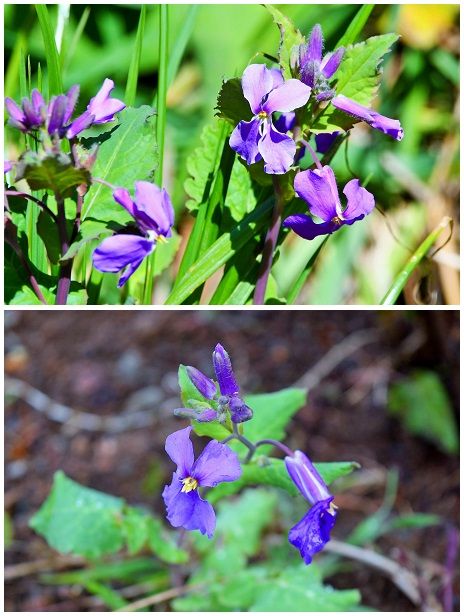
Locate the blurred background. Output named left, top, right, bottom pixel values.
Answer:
left=4, top=4, right=460, bottom=304
left=4, top=309, right=459, bottom=610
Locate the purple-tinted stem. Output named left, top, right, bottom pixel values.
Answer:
left=55, top=196, right=72, bottom=306
left=253, top=176, right=284, bottom=305
left=442, top=525, right=459, bottom=611
left=255, top=439, right=294, bottom=457
left=92, top=177, right=118, bottom=191
left=301, top=140, right=323, bottom=170
left=5, top=190, right=58, bottom=223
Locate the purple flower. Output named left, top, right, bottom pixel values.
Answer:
left=283, top=164, right=375, bottom=240
left=5, top=89, right=46, bottom=132
left=92, top=181, right=174, bottom=287
left=4, top=161, right=13, bottom=174
left=47, top=85, right=81, bottom=137
left=230, top=64, right=311, bottom=174
left=285, top=450, right=337, bottom=564
left=67, top=79, right=126, bottom=138
left=315, top=131, right=340, bottom=154
left=162, top=426, right=242, bottom=538
left=332, top=95, right=404, bottom=141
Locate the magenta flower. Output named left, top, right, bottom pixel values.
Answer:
left=92, top=181, right=174, bottom=287
left=176, top=343, right=253, bottom=424
left=285, top=450, right=337, bottom=564
left=5, top=89, right=46, bottom=132
left=230, top=64, right=311, bottom=174
left=283, top=164, right=375, bottom=240
left=162, top=426, right=242, bottom=538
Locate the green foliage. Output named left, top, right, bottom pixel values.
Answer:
left=17, top=151, right=90, bottom=198
left=216, top=78, right=252, bottom=126
left=335, top=4, right=375, bottom=48
left=184, top=120, right=258, bottom=221
left=124, top=5, right=146, bottom=106
left=29, top=471, right=188, bottom=563
left=314, top=33, right=399, bottom=133
left=265, top=4, right=305, bottom=79
left=388, top=370, right=458, bottom=454
left=80, top=106, right=158, bottom=229
left=35, top=4, right=63, bottom=95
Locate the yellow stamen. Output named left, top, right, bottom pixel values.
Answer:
left=328, top=502, right=338, bottom=515
left=181, top=476, right=198, bottom=493
left=331, top=216, right=342, bottom=226
left=257, top=111, right=268, bottom=119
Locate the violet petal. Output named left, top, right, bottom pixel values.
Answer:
left=258, top=122, right=296, bottom=175
left=285, top=450, right=331, bottom=504
left=229, top=118, right=262, bottom=166
left=212, top=343, right=239, bottom=396
left=186, top=366, right=217, bottom=400
left=283, top=214, right=340, bottom=240
left=192, top=439, right=242, bottom=487
left=262, top=79, right=311, bottom=114
left=241, top=64, right=274, bottom=115
left=294, top=166, right=340, bottom=221
left=332, top=95, right=404, bottom=141
left=164, top=426, right=194, bottom=477
left=341, top=179, right=375, bottom=223
left=288, top=497, right=337, bottom=564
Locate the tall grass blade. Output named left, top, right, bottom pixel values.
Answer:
left=35, top=4, right=63, bottom=95
left=380, top=217, right=453, bottom=305
left=125, top=5, right=147, bottom=106
left=63, top=6, right=91, bottom=72
left=167, top=5, right=199, bottom=86
left=335, top=4, right=375, bottom=48
left=286, top=236, right=329, bottom=304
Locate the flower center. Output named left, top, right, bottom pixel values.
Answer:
left=328, top=502, right=338, bottom=516
left=181, top=476, right=198, bottom=493
left=331, top=216, right=342, bottom=226
left=257, top=111, right=268, bottom=119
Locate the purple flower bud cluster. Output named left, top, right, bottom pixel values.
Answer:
left=5, top=79, right=125, bottom=140
left=175, top=343, right=253, bottom=425
left=163, top=344, right=339, bottom=562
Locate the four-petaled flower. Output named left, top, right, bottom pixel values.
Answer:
left=162, top=426, right=242, bottom=538
left=92, top=181, right=174, bottom=287
left=285, top=450, right=337, bottom=564
left=230, top=64, right=311, bottom=174
left=284, top=164, right=375, bottom=240
left=176, top=343, right=253, bottom=424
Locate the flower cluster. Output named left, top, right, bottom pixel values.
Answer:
left=162, top=343, right=339, bottom=563
left=5, top=78, right=125, bottom=140
left=229, top=23, right=403, bottom=242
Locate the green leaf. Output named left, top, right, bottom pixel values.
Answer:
left=185, top=120, right=258, bottom=222
left=385, top=512, right=442, bottom=532
left=30, top=471, right=188, bottom=562
left=37, top=210, right=61, bottom=264
left=264, top=4, right=305, bottom=79
left=83, top=580, right=127, bottom=610
left=17, top=151, right=90, bottom=198
left=80, top=106, right=158, bottom=225
left=250, top=564, right=361, bottom=611
left=314, top=33, right=399, bottom=133
left=388, top=370, right=458, bottom=454
left=215, top=77, right=252, bottom=126
left=29, top=471, right=125, bottom=559
left=209, top=457, right=359, bottom=504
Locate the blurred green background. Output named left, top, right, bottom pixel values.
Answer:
left=4, top=4, right=460, bottom=304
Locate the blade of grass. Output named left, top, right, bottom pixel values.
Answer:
left=335, top=4, right=375, bottom=48
left=5, top=31, right=27, bottom=98
left=143, top=4, right=169, bottom=304
left=286, top=236, right=329, bottom=304
left=167, top=5, right=199, bottom=86
left=35, top=4, right=63, bottom=95
left=380, top=217, right=453, bottom=305
left=83, top=580, right=128, bottom=610
left=125, top=5, right=147, bottom=106
left=63, top=6, right=91, bottom=72
left=165, top=196, right=274, bottom=304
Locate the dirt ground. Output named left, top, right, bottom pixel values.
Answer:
left=4, top=309, right=460, bottom=611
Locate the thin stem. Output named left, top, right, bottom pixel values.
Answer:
left=55, top=196, right=72, bottom=305
left=254, top=439, right=294, bottom=457
left=92, top=177, right=118, bottom=191
left=253, top=176, right=285, bottom=305
left=5, top=190, right=58, bottom=222
left=143, top=4, right=169, bottom=305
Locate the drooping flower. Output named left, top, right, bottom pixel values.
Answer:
left=285, top=450, right=337, bottom=564
left=178, top=343, right=253, bottom=424
left=283, top=164, right=375, bottom=240
left=296, top=24, right=403, bottom=141
left=162, top=426, right=242, bottom=538
left=67, top=78, right=126, bottom=138
left=92, top=181, right=174, bottom=287
left=331, top=95, right=404, bottom=141
left=5, top=89, right=46, bottom=132
left=230, top=64, right=311, bottom=174
left=296, top=24, right=345, bottom=101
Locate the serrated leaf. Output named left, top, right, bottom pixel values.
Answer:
left=81, top=106, right=158, bottom=227
left=388, top=370, right=458, bottom=454
left=29, top=471, right=125, bottom=558
left=17, top=151, right=90, bottom=198
left=215, top=77, right=252, bottom=127
left=314, top=33, right=399, bottom=133
left=265, top=4, right=305, bottom=79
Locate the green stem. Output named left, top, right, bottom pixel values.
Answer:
left=143, top=4, right=169, bottom=305
left=380, top=216, right=453, bottom=305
